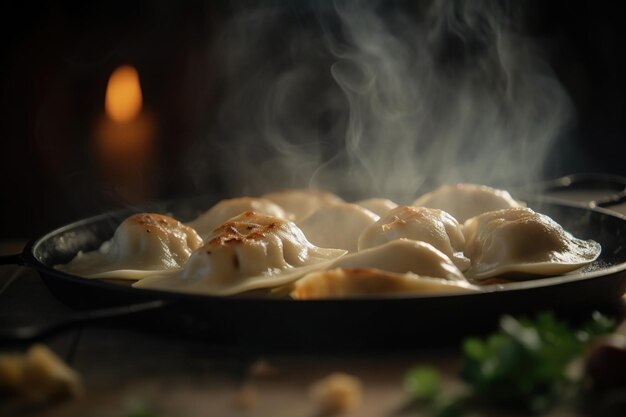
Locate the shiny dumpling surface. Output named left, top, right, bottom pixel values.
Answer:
left=298, top=203, right=379, bottom=252
left=133, top=211, right=347, bottom=295
left=413, top=183, right=524, bottom=223
left=355, top=198, right=398, bottom=216
left=57, top=213, right=203, bottom=279
left=187, top=197, right=289, bottom=238
left=262, top=189, right=344, bottom=221
left=332, top=239, right=466, bottom=281
left=358, top=206, right=470, bottom=271
left=463, top=207, right=601, bottom=280
left=291, top=268, right=478, bottom=299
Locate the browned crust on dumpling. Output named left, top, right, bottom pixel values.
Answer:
left=209, top=211, right=284, bottom=245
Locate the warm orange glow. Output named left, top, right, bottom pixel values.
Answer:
left=96, top=64, right=155, bottom=202
left=105, top=65, right=143, bottom=123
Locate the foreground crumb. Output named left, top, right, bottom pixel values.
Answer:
left=249, top=359, right=279, bottom=378
left=309, top=372, right=363, bottom=414
left=0, top=344, right=82, bottom=402
left=232, top=381, right=257, bottom=409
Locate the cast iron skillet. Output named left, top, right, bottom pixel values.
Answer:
left=3, top=174, right=626, bottom=349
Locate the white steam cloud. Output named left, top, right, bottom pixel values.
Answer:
left=187, top=0, right=572, bottom=203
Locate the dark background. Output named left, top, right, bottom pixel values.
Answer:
left=1, top=0, right=625, bottom=239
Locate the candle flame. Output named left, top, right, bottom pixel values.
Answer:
left=105, top=65, right=143, bottom=123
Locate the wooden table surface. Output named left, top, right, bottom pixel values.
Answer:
left=2, top=195, right=626, bottom=417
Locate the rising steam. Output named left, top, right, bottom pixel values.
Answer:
left=188, top=0, right=572, bottom=203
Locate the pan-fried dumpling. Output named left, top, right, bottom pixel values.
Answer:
left=291, top=268, right=478, bottom=299
left=262, top=189, right=344, bottom=221
left=355, top=198, right=398, bottom=216
left=358, top=206, right=470, bottom=271
left=332, top=239, right=466, bottom=281
left=56, top=213, right=203, bottom=279
left=298, top=203, right=379, bottom=252
left=463, top=207, right=601, bottom=280
left=133, top=211, right=347, bottom=295
left=188, top=197, right=289, bottom=238
left=413, top=183, right=524, bottom=223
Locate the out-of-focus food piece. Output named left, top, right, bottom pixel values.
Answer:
left=0, top=344, right=82, bottom=403
left=22, top=345, right=83, bottom=402
left=584, top=334, right=626, bottom=392
left=188, top=197, right=289, bottom=238
left=358, top=206, right=470, bottom=271
left=0, top=354, right=23, bottom=392
left=298, top=203, right=379, bottom=252
left=333, top=239, right=466, bottom=281
left=134, top=212, right=347, bottom=295
left=403, top=366, right=441, bottom=401
left=413, top=183, right=524, bottom=223
left=309, top=372, right=363, bottom=414
left=231, top=358, right=279, bottom=410
left=232, top=382, right=258, bottom=409
left=355, top=198, right=398, bottom=216
left=463, top=207, right=601, bottom=280
left=56, top=213, right=203, bottom=280
left=248, top=359, right=280, bottom=378
left=291, top=268, right=478, bottom=299
left=262, top=188, right=344, bottom=221
left=455, top=311, right=616, bottom=413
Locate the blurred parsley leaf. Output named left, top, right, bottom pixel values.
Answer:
left=460, top=311, right=615, bottom=413
left=404, top=311, right=616, bottom=416
left=404, top=366, right=441, bottom=401
left=125, top=401, right=157, bottom=417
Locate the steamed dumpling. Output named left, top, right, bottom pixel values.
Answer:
left=332, top=239, right=466, bottom=281
left=57, top=213, right=203, bottom=279
left=463, top=207, right=601, bottom=280
left=355, top=198, right=398, bottom=216
left=188, top=197, right=289, bottom=237
left=298, top=203, right=379, bottom=252
left=413, top=183, right=524, bottom=223
left=291, top=268, right=478, bottom=299
left=358, top=206, right=470, bottom=270
left=262, top=189, right=344, bottom=221
left=134, top=211, right=347, bottom=295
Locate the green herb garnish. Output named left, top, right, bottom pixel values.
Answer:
left=405, top=311, right=616, bottom=415
left=125, top=401, right=158, bottom=417
left=404, top=366, right=441, bottom=401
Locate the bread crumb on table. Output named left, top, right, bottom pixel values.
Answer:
left=232, top=381, right=257, bottom=409
left=248, top=359, right=280, bottom=378
left=0, top=344, right=82, bottom=403
left=309, top=372, right=363, bottom=414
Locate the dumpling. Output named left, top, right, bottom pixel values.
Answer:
left=187, top=197, right=289, bottom=238
left=133, top=211, right=347, bottom=295
left=355, top=198, right=398, bottom=216
left=413, top=183, right=524, bottom=223
left=332, top=239, right=466, bottom=281
left=358, top=206, right=470, bottom=271
left=463, top=207, right=601, bottom=280
left=297, top=203, right=379, bottom=252
left=262, top=189, right=344, bottom=221
left=291, top=268, right=478, bottom=299
left=56, top=213, right=203, bottom=279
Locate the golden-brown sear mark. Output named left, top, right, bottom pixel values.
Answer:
left=209, top=214, right=284, bottom=246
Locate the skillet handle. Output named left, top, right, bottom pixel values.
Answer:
left=0, top=299, right=170, bottom=341
left=537, top=173, right=626, bottom=208
left=0, top=253, right=24, bottom=266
